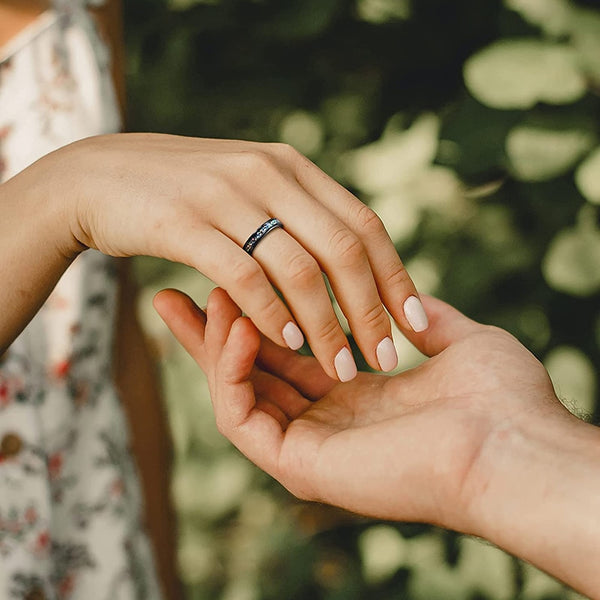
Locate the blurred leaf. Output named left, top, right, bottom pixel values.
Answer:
left=456, top=537, right=515, bottom=600
left=463, top=39, right=586, bottom=110
left=258, top=0, right=343, bottom=40
left=356, top=0, right=412, bottom=24
left=358, top=525, right=407, bottom=584
left=371, top=193, right=421, bottom=243
left=173, top=455, right=253, bottom=519
left=504, top=0, right=571, bottom=36
left=343, top=113, right=439, bottom=194
left=279, top=110, right=324, bottom=157
left=506, top=123, right=595, bottom=181
left=178, top=529, right=217, bottom=585
left=438, top=97, right=520, bottom=182
left=542, top=206, right=600, bottom=297
left=520, top=562, right=564, bottom=598
left=544, top=345, right=597, bottom=416
left=569, top=5, right=600, bottom=86
left=169, top=0, right=218, bottom=10
left=575, top=146, right=600, bottom=205
left=221, top=579, right=259, bottom=600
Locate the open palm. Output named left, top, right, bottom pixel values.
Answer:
left=154, top=288, right=562, bottom=532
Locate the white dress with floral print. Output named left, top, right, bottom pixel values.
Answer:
left=0, top=2, right=163, bottom=598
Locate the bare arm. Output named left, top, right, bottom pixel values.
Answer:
left=470, top=410, right=600, bottom=595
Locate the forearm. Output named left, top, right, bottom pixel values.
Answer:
left=470, top=410, right=600, bottom=597
left=0, top=153, right=81, bottom=353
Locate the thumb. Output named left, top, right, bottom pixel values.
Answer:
left=404, top=295, right=483, bottom=357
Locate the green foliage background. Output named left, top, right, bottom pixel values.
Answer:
left=124, top=0, right=600, bottom=598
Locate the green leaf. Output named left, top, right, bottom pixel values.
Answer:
left=544, top=346, right=597, bottom=416
left=343, top=113, right=439, bottom=194
left=542, top=206, right=600, bottom=297
left=356, top=0, right=412, bottom=24
left=505, top=0, right=572, bottom=36
left=569, top=6, right=600, bottom=86
left=359, top=526, right=407, bottom=584
left=506, top=124, right=595, bottom=181
left=463, top=39, right=586, bottom=110
left=575, top=146, right=600, bottom=205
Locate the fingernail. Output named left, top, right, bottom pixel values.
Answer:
left=376, top=337, right=398, bottom=372
left=334, top=347, right=357, bottom=382
left=404, top=295, right=429, bottom=332
left=282, top=322, right=304, bottom=350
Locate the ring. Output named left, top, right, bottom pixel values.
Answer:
left=243, top=218, right=284, bottom=255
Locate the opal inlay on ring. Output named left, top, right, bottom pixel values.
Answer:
left=243, top=218, right=284, bottom=255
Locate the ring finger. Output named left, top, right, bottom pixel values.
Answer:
left=222, top=211, right=357, bottom=382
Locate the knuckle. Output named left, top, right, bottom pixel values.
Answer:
left=316, top=316, right=342, bottom=346
left=268, top=142, right=300, bottom=163
left=329, top=228, right=365, bottom=266
left=285, top=253, right=322, bottom=288
left=354, top=203, right=384, bottom=236
left=230, top=259, right=263, bottom=289
left=360, top=302, right=388, bottom=330
left=257, top=292, right=283, bottom=323
left=383, top=263, right=411, bottom=289
left=234, top=149, right=277, bottom=174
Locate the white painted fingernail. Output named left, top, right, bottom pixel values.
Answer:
left=404, top=295, right=429, bottom=332
left=334, top=347, right=357, bottom=382
left=282, top=322, right=304, bottom=350
left=376, top=337, right=398, bottom=372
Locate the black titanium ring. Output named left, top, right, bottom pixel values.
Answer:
left=243, top=218, right=284, bottom=255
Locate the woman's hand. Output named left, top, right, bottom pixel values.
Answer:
left=41, top=133, right=427, bottom=381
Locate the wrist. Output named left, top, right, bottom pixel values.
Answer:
left=27, top=142, right=89, bottom=257
left=465, top=406, right=600, bottom=595
left=2, top=162, right=80, bottom=260
left=0, top=152, right=85, bottom=351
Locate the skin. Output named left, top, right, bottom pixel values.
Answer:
left=154, top=287, right=600, bottom=599
left=0, top=1, right=49, bottom=48
left=0, top=131, right=426, bottom=382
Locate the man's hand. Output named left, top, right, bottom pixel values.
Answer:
left=155, top=288, right=600, bottom=598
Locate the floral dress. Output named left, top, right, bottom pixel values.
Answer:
left=0, top=2, right=163, bottom=598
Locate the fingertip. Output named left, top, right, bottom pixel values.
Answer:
left=220, top=316, right=261, bottom=384
left=152, top=287, right=177, bottom=316
left=404, top=295, right=481, bottom=357
left=150, top=289, right=208, bottom=361
left=207, top=286, right=227, bottom=306
left=207, top=287, right=242, bottom=320
left=403, top=295, right=429, bottom=333
left=228, top=316, right=261, bottom=351
left=153, top=288, right=205, bottom=326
